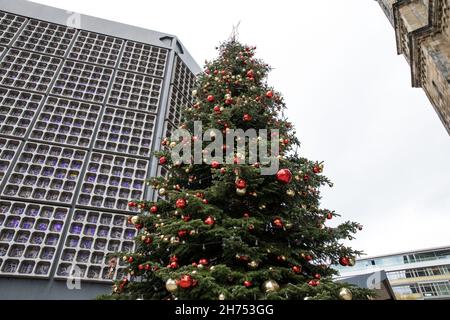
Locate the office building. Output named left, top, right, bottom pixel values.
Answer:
left=335, top=245, right=450, bottom=300
left=0, top=0, right=200, bottom=299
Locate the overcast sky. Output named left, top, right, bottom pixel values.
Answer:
left=32, top=0, right=450, bottom=257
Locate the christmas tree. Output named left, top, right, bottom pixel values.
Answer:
left=100, top=40, right=373, bottom=300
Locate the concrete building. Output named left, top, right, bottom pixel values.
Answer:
left=0, top=0, right=200, bottom=299
left=335, top=246, right=450, bottom=300
left=375, top=0, right=450, bottom=136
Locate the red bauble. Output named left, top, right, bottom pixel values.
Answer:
left=303, top=174, right=310, bottom=181
left=314, top=273, right=321, bottom=279
left=150, top=205, right=158, bottom=213
left=182, top=215, right=192, bottom=222
left=179, top=275, right=193, bottom=289
left=266, top=90, right=274, bottom=98
left=170, top=256, right=178, bottom=262
left=276, top=169, right=292, bottom=184
left=176, top=198, right=187, bottom=209
left=246, top=70, right=255, bottom=78
left=128, top=201, right=136, bottom=207
left=202, top=199, right=208, bottom=204
left=247, top=224, right=255, bottom=232
left=313, top=165, right=321, bottom=174
left=243, top=280, right=253, bottom=288
left=204, top=216, right=215, bottom=225
left=159, top=156, right=167, bottom=165
left=178, top=230, right=188, bottom=238
left=211, top=161, right=220, bottom=169
left=292, top=265, right=302, bottom=274
left=339, top=257, right=350, bottom=266
left=169, top=261, right=178, bottom=269
left=127, top=256, right=134, bottom=263
left=235, top=179, right=247, bottom=189
left=145, top=264, right=151, bottom=271
left=144, top=237, right=152, bottom=244
left=220, top=167, right=226, bottom=174
left=224, top=98, right=233, bottom=105
left=305, top=254, right=313, bottom=261
left=243, top=113, right=252, bottom=121
left=308, top=279, right=319, bottom=287
left=199, top=258, right=208, bottom=266
left=207, top=95, right=215, bottom=102
left=213, top=105, right=221, bottom=113
left=138, top=264, right=144, bottom=270
left=273, top=217, right=283, bottom=228
left=243, top=212, right=250, bottom=218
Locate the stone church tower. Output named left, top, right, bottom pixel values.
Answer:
left=376, top=0, right=449, bottom=135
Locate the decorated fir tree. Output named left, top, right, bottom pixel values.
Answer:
left=100, top=40, right=373, bottom=300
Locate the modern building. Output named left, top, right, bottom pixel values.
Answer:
left=0, top=0, right=200, bottom=299
left=375, top=0, right=449, bottom=136
left=335, top=246, right=450, bottom=300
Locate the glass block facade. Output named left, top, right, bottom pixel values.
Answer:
left=0, top=0, right=199, bottom=296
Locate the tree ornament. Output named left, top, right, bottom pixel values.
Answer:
left=292, top=265, right=302, bottom=274
left=243, top=113, right=252, bottom=121
left=243, top=280, right=253, bottom=288
left=178, top=230, right=188, bottom=238
left=286, top=189, right=296, bottom=197
left=236, top=187, right=247, bottom=196
left=169, top=261, right=178, bottom=269
left=176, top=198, right=187, bottom=209
left=266, top=90, right=274, bottom=98
left=211, top=160, right=220, bottom=169
left=204, top=216, right=215, bottom=225
left=218, top=293, right=225, bottom=300
left=248, top=260, right=259, bottom=269
left=235, top=178, right=247, bottom=189
left=339, top=257, right=350, bottom=266
left=127, top=256, right=134, bottom=263
left=220, top=167, right=226, bottom=174
left=273, top=217, right=284, bottom=228
left=348, top=257, right=356, bottom=266
left=150, top=205, right=158, bottom=214
left=158, top=188, right=166, bottom=196
left=339, top=288, right=353, bottom=300
left=197, top=258, right=207, bottom=266
left=182, top=215, right=192, bottom=222
left=130, top=216, right=139, bottom=225
left=165, top=279, right=178, bottom=292
left=179, top=275, right=193, bottom=289
left=207, top=95, right=215, bottom=102
left=308, top=279, right=319, bottom=287
left=213, top=105, right=221, bottom=113
left=326, top=212, right=333, bottom=219
left=276, top=169, right=292, bottom=184
left=159, top=156, right=167, bottom=165
left=313, top=165, right=321, bottom=174
left=262, top=280, right=280, bottom=293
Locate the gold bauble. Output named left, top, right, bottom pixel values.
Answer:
left=130, top=216, right=139, bottom=224
left=286, top=189, right=295, bottom=197
left=339, top=288, right=353, bottom=300
left=348, top=257, right=356, bottom=267
left=236, top=188, right=246, bottom=196
left=158, top=188, right=166, bottom=196
left=165, top=279, right=178, bottom=292
left=248, top=261, right=259, bottom=269
left=218, top=293, right=225, bottom=300
left=262, top=280, right=280, bottom=293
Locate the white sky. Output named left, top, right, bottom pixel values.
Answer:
left=31, top=0, right=450, bottom=257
